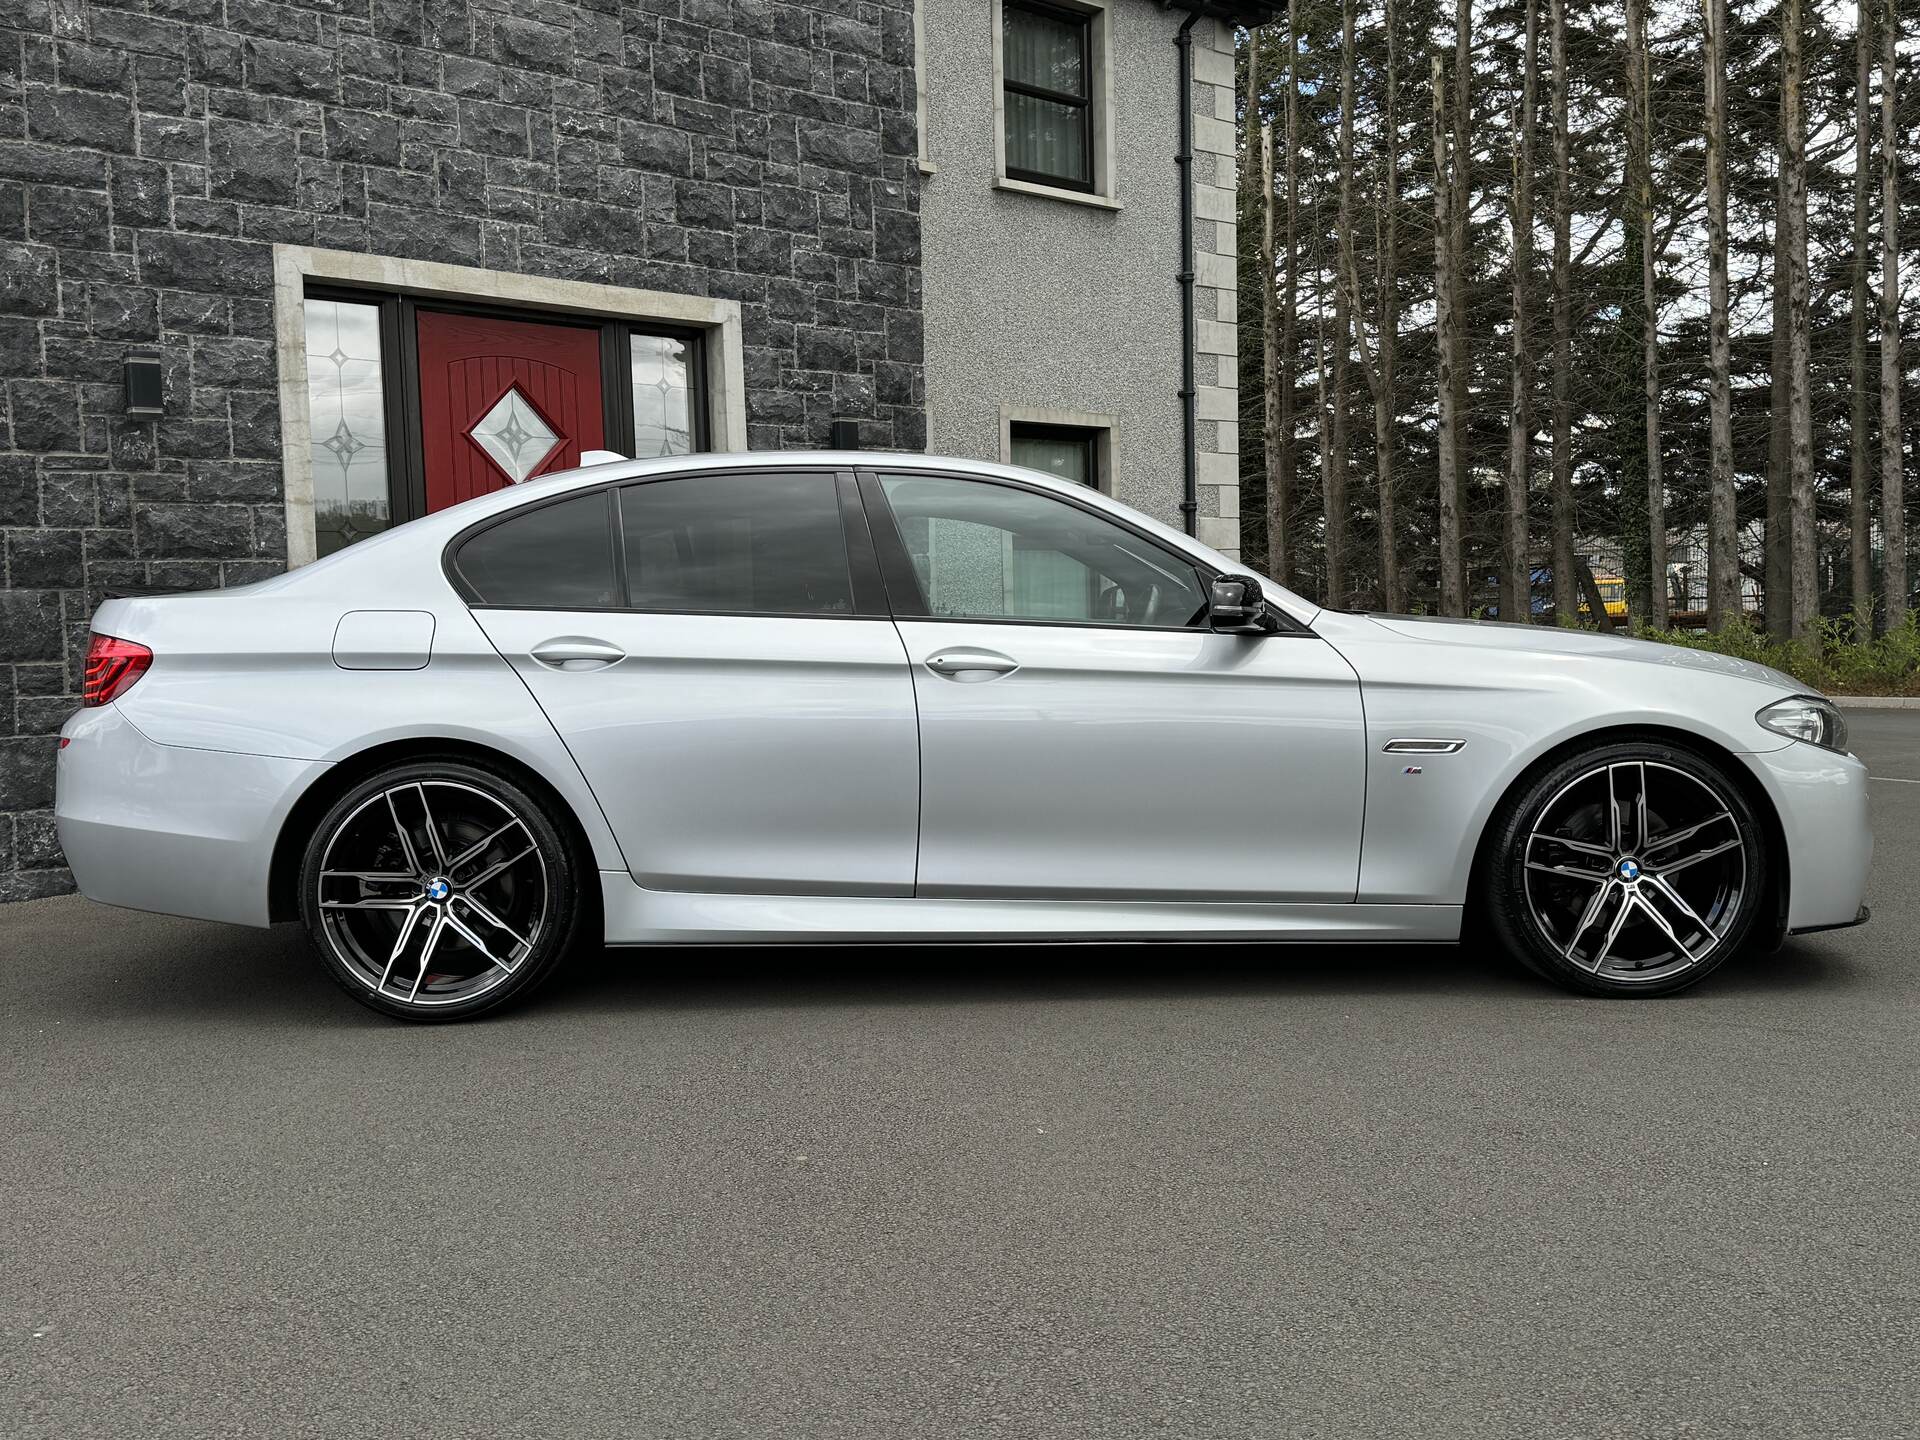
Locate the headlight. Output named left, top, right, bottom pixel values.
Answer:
left=1756, top=695, right=1849, bottom=753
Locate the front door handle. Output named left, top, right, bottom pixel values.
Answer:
left=530, top=637, right=626, bottom=671
left=924, top=648, right=1019, bottom=680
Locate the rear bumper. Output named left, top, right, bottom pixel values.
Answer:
left=1742, top=741, right=1872, bottom=933
left=55, top=705, right=327, bottom=928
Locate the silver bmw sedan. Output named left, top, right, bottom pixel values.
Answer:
left=55, top=452, right=1871, bottom=1020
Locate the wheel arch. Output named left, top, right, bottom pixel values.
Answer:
left=1464, top=723, right=1791, bottom=948
left=268, top=736, right=603, bottom=930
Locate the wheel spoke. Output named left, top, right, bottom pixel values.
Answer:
left=385, top=790, right=423, bottom=876
left=1642, top=874, right=1718, bottom=941
left=406, top=910, right=447, bottom=1003
left=1535, top=833, right=1615, bottom=859
left=446, top=819, right=524, bottom=877
left=457, top=894, right=533, bottom=953
left=322, top=870, right=419, bottom=884
left=1607, top=765, right=1623, bottom=853
left=1563, top=880, right=1618, bottom=961
left=1642, top=811, right=1733, bottom=856
left=1589, top=887, right=1636, bottom=972
left=444, top=911, right=512, bottom=972
left=1635, top=762, right=1650, bottom=854
left=1631, top=890, right=1702, bottom=963
left=464, top=844, right=538, bottom=891
left=1651, top=836, right=1743, bottom=877
left=1527, top=860, right=1611, bottom=883
left=320, top=897, right=419, bottom=911
left=414, top=784, right=448, bottom=869
left=378, top=904, right=427, bottom=992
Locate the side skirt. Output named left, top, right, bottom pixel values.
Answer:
left=598, top=872, right=1462, bottom=945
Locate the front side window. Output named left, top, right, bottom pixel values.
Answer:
left=455, top=491, right=617, bottom=609
left=878, top=475, right=1207, bottom=628
left=620, top=473, right=854, bottom=616
left=1002, top=1, right=1093, bottom=192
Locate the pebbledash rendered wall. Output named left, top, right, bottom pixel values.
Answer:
left=917, top=2, right=1241, bottom=555
left=0, top=0, right=925, bottom=901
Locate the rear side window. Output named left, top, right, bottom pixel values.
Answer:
left=619, top=473, right=853, bottom=615
left=455, top=491, right=616, bottom=609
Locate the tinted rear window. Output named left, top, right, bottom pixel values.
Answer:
left=618, top=473, right=853, bottom=615
left=455, top=491, right=617, bottom=609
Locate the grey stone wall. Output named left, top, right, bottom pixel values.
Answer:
left=0, top=0, right=925, bottom=901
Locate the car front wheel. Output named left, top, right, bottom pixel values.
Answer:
left=1485, top=741, right=1769, bottom=996
left=298, top=758, right=583, bottom=1021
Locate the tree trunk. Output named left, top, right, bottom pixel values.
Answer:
left=1548, top=0, right=1576, bottom=623
left=1703, top=0, right=1738, bottom=630
left=1315, top=239, right=1333, bottom=602
left=1433, top=53, right=1465, bottom=616
left=1327, top=0, right=1356, bottom=609
left=1375, top=0, right=1401, bottom=613
left=1765, top=159, right=1792, bottom=640
left=1784, top=0, right=1818, bottom=646
left=1633, top=0, right=1667, bottom=629
left=1504, top=0, right=1538, bottom=624
left=1450, top=0, right=1471, bottom=607
left=1851, top=0, right=1874, bottom=635
left=1884, top=0, right=1907, bottom=628
left=1270, top=1, right=1299, bottom=587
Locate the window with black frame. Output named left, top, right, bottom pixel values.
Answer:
left=1002, top=1, right=1094, bottom=192
left=1010, top=422, right=1101, bottom=488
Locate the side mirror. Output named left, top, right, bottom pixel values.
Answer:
left=1208, top=575, right=1274, bottom=634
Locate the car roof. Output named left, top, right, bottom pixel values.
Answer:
left=277, top=450, right=1323, bottom=626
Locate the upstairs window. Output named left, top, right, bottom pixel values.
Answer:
left=1002, top=1, right=1094, bottom=193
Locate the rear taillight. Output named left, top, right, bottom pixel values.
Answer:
left=82, top=633, right=152, bottom=707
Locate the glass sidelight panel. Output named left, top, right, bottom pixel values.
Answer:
left=630, top=332, right=694, bottom=458
left=304, top=298, right=391, bottom=557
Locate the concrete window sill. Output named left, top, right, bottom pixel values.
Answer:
left=991, top=176, right=1123, bottom=212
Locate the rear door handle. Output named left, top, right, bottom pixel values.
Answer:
left=530, top=637, right=627, bottom=671
left=924, top=649, right=1019, bottom=680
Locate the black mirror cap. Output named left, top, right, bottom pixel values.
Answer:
left=1208, top=575, right=1274, bottom=633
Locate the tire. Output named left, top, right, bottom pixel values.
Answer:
left=1484, top=740, right=1769, bottom=997
left=298, top=758, right=584, bottom=1021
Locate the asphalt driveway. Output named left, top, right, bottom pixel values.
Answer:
left=4, top=716, right=1916, bottom=1439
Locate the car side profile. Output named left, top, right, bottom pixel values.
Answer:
left=56, top=452, right=1871, bottom=1020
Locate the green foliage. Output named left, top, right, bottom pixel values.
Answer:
left=1631, top=616, right=1920, bottom=696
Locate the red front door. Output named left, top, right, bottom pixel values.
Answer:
left=416, top=311, right=606, bottom=513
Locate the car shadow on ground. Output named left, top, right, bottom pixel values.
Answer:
left=537, top=933, right=1854, bottom=1017
left=10, top=895, right=1859, bottom=1028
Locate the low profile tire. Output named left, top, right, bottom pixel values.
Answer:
left=298, top=759, right=583, bottom=1021
left=1484, top=740, right=1769, bottom=997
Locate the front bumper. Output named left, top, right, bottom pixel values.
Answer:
left=1742, top=740, right=1873, bottom=933
left=56, top=705, right=328, bottom=928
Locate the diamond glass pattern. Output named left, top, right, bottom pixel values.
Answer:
left=469, top=387, right=562, bottom=483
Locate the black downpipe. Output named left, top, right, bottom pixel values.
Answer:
left=1173, top=12, right=1200, bottom=537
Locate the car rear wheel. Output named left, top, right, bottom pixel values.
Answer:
left=298, top=759, right=583, bottom=1021
left=1485, top=741, right=1768, bottom=996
